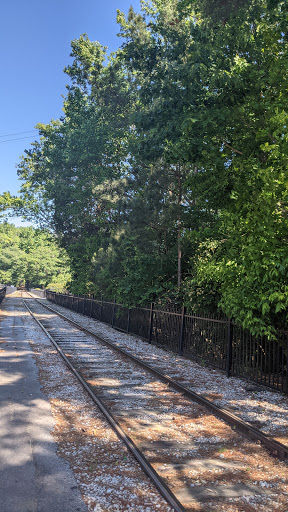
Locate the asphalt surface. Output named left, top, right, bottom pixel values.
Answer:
left=0, top=296, right=88, bottom=512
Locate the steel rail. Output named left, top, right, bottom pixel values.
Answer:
left=23, top=298, right=185, bottom=512
left=26, top=295, right=288, bottom=461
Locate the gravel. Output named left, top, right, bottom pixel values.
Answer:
left=37, top=297, right=288, bottom=442
left=19, top=293, right=288, bottom=511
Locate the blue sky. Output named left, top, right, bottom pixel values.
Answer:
left=0, top=0, right=140, bottom=224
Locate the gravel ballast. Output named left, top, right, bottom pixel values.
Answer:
left=18, top=293, right=288, bottom=510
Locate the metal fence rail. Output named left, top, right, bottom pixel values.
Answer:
left=46, top=291, right=288, bottom=394
left=0, top=287, right=6, bottom=304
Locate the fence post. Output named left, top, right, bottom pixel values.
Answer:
left=127, top=308, right=131, bottom=333
left=89, top=296, right=93, bottom=318
left=179, top=306, right=186, bottom=355
left=100, top=295, right=103, bottom=322
left=226, top=318, right=233, bottom=378
left=111, top=296, right=116, bottom=328
left=148, top=303, right=154, bottom=343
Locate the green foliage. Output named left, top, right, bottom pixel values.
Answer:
left=2, top=0, right=287, bottom=336
left=0, top=223, right=71, bottom=288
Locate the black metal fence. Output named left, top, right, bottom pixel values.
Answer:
left=0, top=287, right=6, bottom=304
left=46, top=291, right=288, bottom=394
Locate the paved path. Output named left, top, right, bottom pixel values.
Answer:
left=0, top=296, right=88, bottom=512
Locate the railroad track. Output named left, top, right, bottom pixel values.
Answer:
left=23, top=294, right=288, bottom=511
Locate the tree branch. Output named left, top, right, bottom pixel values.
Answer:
left=223, top=141, right=243, bottom=155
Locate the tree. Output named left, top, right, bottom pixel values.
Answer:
left=0, top=223, right=71, bottom=288
left=179, top=0, right=288, bottom=334
left=14, top=35, right=134, bottom=294
left=2, top=0, right=287, bottom=335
